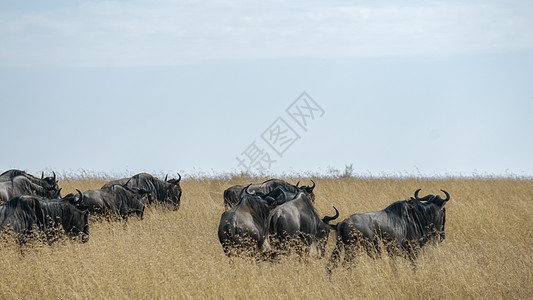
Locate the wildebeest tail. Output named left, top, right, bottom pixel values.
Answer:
left=322, top=206, right=339, bottom=226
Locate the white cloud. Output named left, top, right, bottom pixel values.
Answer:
left=0, top=0, right=532, bottom=67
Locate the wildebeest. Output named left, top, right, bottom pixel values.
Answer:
left=78, top=185, right=149, bottom=220
left=0, top=195, right=45, bottom=240
left=267, top=191, right=339, bottom=257
left=0, top=191, right=89, bottom=243
left=328, top=189, right=450, bottom=270
left=102, top=173, right=181, bottom=210
left=0, top=169, right=58, bottom=190
left=0, top=176, right=61, bottom=204
left=38, top=191, right=90, bottom=243
left=223, top=179, right=316, bottom=209
left=218, top=185, right=277, bottom=257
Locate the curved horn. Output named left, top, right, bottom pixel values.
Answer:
left=414, top=188, right=422, bottom=200
left=177, top=173, right=181, bottom=183
left=41, top=171, right=44, bottom=179
left=239, top=184, right=252, bottom=199
left=76, top=189, right=83, bottom=203
left=279, top=188, right=288, bottom=203
left=52, top=171, right=56, bottom=182
left=414, top=188, right=434, bottom=201
left=438, top=189, right=451, bottom=202
left=441, top=190, right=450, bottom=201
left=245, top=184, right=256, bottom=195
left=165, top=174, right=168, bottom=182
left=296, top=181, right=300, bottom=187
left=322, top=206, right=340, bottom=224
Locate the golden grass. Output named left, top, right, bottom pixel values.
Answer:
left=0, top=176, right=531, bottom=299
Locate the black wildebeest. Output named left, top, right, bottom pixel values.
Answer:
left=223, top=179, right=316, bottom=210
left=218, top=185, right=277, bottom=258
left=328, top=189, right=450, bottom=270
left=102, top=173, right=181, bottom=210
left=0, top=176, right=61, bottom=204
left=79, top=185, right=149, bottom=220
left=38, top=191, right=90, bottom=243
left=267, top=191, right=339, bottom=257
left=0, top=195, right=45, bottom=239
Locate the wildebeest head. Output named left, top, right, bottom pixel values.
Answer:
left=296, top=179, right=316, bottom=202
left=35, top=171, right=60, bottom=197
left=41, top=171, right=59, bottom=190
left=163, top=173, right=182, bottom=209
left=65, top=190, right=90, bottom=242
left=411, top=189, right=450, bottom=243
left=242, top=184, right=278, bottom=208
left=264, top=186, right=290, bottom=205
left=165, top=173, right=181, bottom=185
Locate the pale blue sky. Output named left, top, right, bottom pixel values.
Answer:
left=0, top=1, right=532, bottom=177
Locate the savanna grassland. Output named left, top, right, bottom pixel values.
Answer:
left=0, top=175, right=531, bottom=299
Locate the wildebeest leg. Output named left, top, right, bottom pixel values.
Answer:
left=17, top=236, right=26, bottom=256
left=224, top=248, right=236, bottom=268
left=297, top=234, right=312, bottom=260
left=342, top=243, right=359, bottom=272
left=327, top=239, right=344, bottom=274
left=318, top=240, right=327, bottom=258
left=273, top=232, right=291, bottom=256
left=404, top=242, right=420, bottom=272
left=366, top=238, right=382, bottom=259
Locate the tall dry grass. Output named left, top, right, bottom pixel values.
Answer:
left=0, top=176, right=531, bottom=299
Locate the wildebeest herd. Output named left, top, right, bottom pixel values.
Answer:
left=219, top=178, right=450, bottom=269
left=0, top=169, right=450, bottom=269
left=0, top=169, right=181, bottom=244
